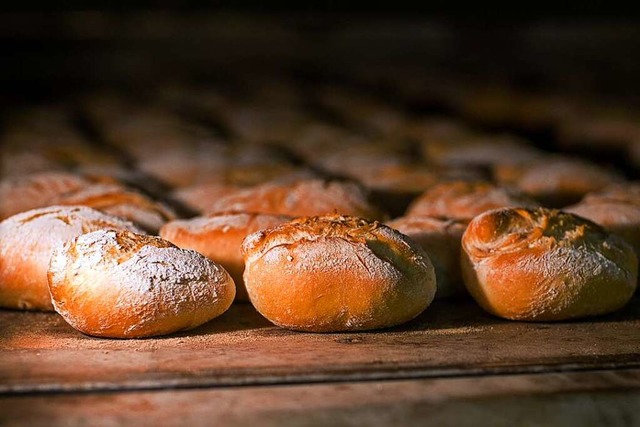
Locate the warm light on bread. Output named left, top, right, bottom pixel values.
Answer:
left=242, top=215, right=436, bottom=332
left=48, top=230, right=236, bottom=338
left=461, top=207, right=637, bottom=321
left=160, top=212, right=291, bottom=301
left=0, top=206, right=142, bottom=311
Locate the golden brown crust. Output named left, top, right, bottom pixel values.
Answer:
left=241, top=215, right=436, bottom=332
left=405, top=181, right=537, bottom=222
left=48, top=230, right=236, bottom=338
left=461, top=207, right=638, bottom=321
left=160, top=212, right=291, bottom=301
left=206, top=179, right=385, bottom=220
left=386, top=216, right=467, bottom=299
left=0, top=206, right=143, bottom=311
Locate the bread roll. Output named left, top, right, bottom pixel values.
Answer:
left=206, top=179, right=385, bottom=220
left=53, top=184, right=177, bottom=233
left=496, top=156, right=625, bottom=207
left=405, top=181, right=536, bottom=222
left=160, top=212, right=291, bottom=301
left=0, top=172, right=92, bottom=219
left=242, top=215, right=436, bottom=332
left=387, top=216, right=467, bottom=299
left=48, top=230, right=235, bottom=338
left=0, top=206, right=143, bottom=311
left=461, top=207, right=637, bottom=321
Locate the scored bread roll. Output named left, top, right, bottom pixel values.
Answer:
left=387, top=216, right=467, bottom=299
left=461, top=207, right=637, bottom=321
left=160, top=212, right=291, bottom=301
left=48, top=230, right=236, bottom=338
left=0, top=206, right=143, bottom=311
left=405, top=181, right=537, bottom=222
left=242, top=215, right=436, bottom=332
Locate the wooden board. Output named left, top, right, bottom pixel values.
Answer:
left=2, top=298, right=640, bottom=394
left=2, top=369, right=640, bottom=426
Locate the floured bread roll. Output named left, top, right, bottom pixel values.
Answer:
left=242, top=215, right=436, bottom=332
left=0, top=206, right=142, bottom=311
left=48, top=230, right=235, bottom=338
left=461, top=207, right=637, bottom=321
left=160, top=212, right=291, bottom=301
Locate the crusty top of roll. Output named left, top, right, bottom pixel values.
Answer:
left=242, top=214, right=427, bottom=272
left=1, top=205, right=143, bottom=244
left=207, top=179, right=384, bottom=220
left=463, top=207, right=629, bottom=262
left=49, top=230, right=234, bottom=337
left=0, top=205, right=143, bottom=311
left=461, top=207, right=638, bottom=320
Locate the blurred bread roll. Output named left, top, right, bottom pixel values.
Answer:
left=53, top=184, right=177, bottom=233
left=565, top=182, right=640, bottom=257
left=160, top=212, right=291, bottom=301
left=0, top=172, right=92, bottom=219
left=461, top=207, right=637, bottom=321
left=387, top=216, right=467, bottom=299
left=0, top=206, right=142, bottom=311
left=206, top=179, right=385, bottom=220
left=495, top=157, right=625, bottom=207
left=48, top=230, right=235, bottom=338
left=565, top=202, right=640, bottom=258
left=405, top=181, right=536, bottom=222
left=242, top=215, right=436, bottom=332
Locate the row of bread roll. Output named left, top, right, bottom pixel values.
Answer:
left=81, top=94, right=319, bottom=190
left=76, top=88, right=633, bottom=215
left=2, top=203, right=637, bottom=339
left=0, top=207, right=436, bottom=336
left=380, top=75, right=640, bottom=157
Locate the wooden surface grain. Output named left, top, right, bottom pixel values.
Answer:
left=2, top=298, right=640, bottom=394
left=1, top=369, right=640, bottom=427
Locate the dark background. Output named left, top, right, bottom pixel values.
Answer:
left=1, top=2, right=640, bottom=101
